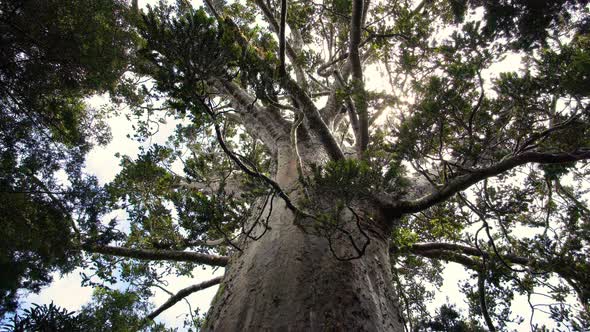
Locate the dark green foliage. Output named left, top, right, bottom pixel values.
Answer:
left=0, top=189, right=77, bottom=317
left=2, top=302, right=87, bottom=332
left=449, top=0, right=588, bottom=49
left=0, top=0, right=134, bottom=95
left=105, top=145, right=245, bottom=252
left=311, top=153, right=408, bottom=204
left=1, top=293, right=170, bottom=332
left=535, top=34, right=590, bottom=98
left=76, top=288, right=169, bottom=332
left=107, top=149, right=180, bottom=248
left=312, top=159, right=381, bottom=199
left=137, top=2, right=288, bottom=113
left=415, top=304, right=486, bottom=332
left=138, top=7, right=230, bottom=104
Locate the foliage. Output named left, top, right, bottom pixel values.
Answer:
left=1, top=292, right=170, bottom=332
left=0, top=189, right=78, bottom=317
left=2, top=302, right=87, bottom=332
left=77, top=287, right=170, bottom=331
left=414, top=304, right=486, bottom=332
left=0, top=0, right=136, bottom=316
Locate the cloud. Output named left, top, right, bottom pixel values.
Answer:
left=22, top=269, right=94, bottom=312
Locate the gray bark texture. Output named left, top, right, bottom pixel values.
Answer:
left=203, top=197, right=404, bottom=331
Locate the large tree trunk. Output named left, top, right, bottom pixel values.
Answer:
left=203, top=192, right=405, bottom=331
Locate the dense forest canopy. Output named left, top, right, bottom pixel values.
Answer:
left=1, top=0, right=589, bottom=330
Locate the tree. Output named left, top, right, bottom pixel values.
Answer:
left=2, top=0, right=590, bottom=330
left=2, top=302, right=89, bottom=331
left=415, top=304, right=486, bottom=332
left=2, top=292, right=170, bottom=331
left=0, top=0, right=135, bottom=317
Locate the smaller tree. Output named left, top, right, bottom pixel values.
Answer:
left=0, top=0, right=136, bottom=316
left=2, top=290, right=170, bottom=332
left=415, top=304, right=486, bottom=332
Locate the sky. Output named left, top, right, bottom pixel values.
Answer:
left=17, top=0, right=581, bottom=331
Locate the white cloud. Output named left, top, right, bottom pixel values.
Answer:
left=85, top=112, right=140, bottom=185
left=22, top=269, right=94, bottom=312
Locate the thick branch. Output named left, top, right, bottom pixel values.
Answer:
left=281, top=77, right=345, bottom=160
left=317, top=53, right=349, bottom=77
left=407, top=242, right=529, bottom=266
left=349, top=0, right=369, bottom=154
left=478, top=274, right=497, bottom=332
left=405, top=242, right=584, bottom=286
left=334, top=71, right=361, bottom=145
left=147, top=276, right=223, bottom=320
left=253, top=0, right=307, bottom=87
left=203, top=0, right=221, bottom=21
left=214, top=78, right=291, bottom=145
left=319, top=57, right=358, bottom=127
left=174, top=176, right=244, bottom=197
left=321, top=67, right=349, bottom=131
left=199, top=98, right=314, bottom=221
left=83, top=244, right=229, bottom=267
left=278, top=0, right=287, bottom=76
left=411, top=0, right=431, bottom=15
left=321, top=1, right=371, bottom=125
left=212, top=20, right=343, bottom=160
left=383, top=150, right=590, bottom=216
left=321, top=50, right=373, bottom=128
left=415, top=249, right=481, bottom=270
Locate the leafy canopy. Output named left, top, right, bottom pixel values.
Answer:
left=1, top=0, right=590, bottom=330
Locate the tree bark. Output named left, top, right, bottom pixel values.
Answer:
left=203, top=197, right=404, bottom=331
